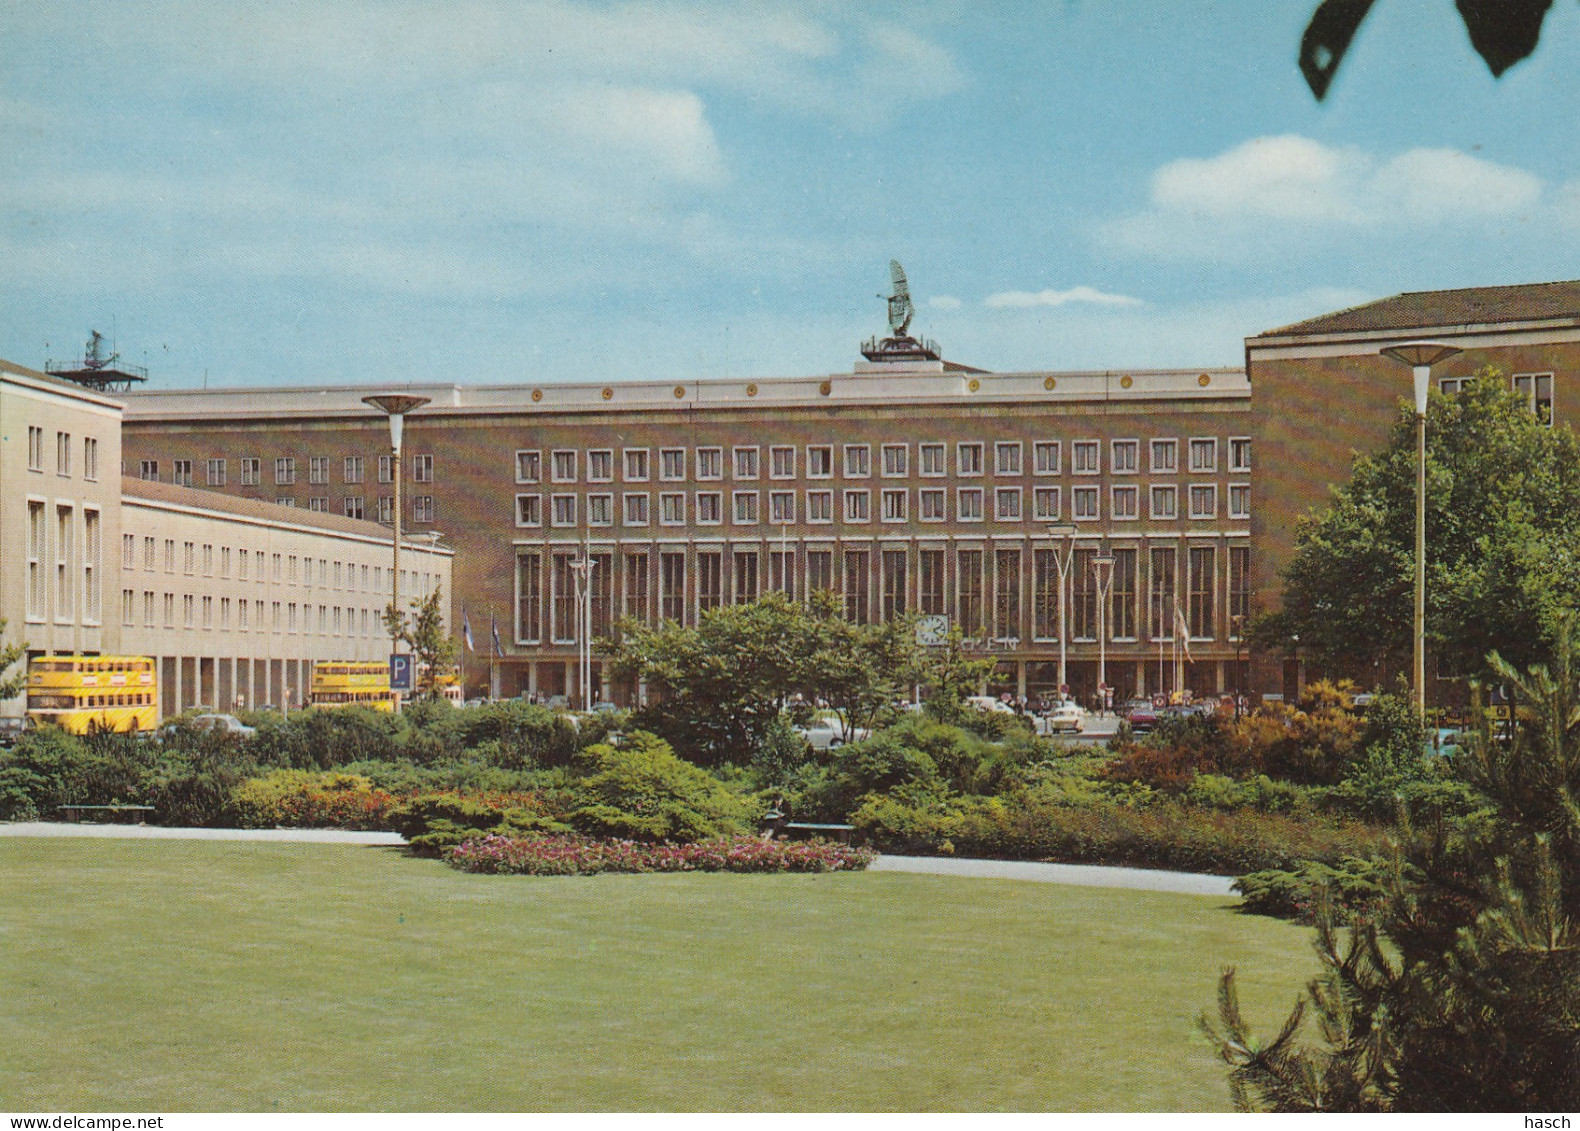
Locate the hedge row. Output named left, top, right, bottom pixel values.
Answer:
left=446, top=833, right=874, bottom=875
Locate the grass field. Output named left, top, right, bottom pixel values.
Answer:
left=0, top=839, right=1315, bottom=1111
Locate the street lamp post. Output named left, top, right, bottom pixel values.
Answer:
left=1045, top=523, right=1078, bottom=698
left=362, top=394, right=430, bottom=712
left=1092, top=553, right=1116, bottom=713
left=568, top=552, right=598, bottom=712
left=1380, top=344, right=1461, bottom=714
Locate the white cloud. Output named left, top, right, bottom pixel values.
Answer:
left=984, top=286, right=1141, bottom=309
left=1107, top=135, right=1548, bottom=260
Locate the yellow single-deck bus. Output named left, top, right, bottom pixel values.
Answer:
left=310, top=660, right=396, bottom=711
left=26, top=655, right=158, bottom=734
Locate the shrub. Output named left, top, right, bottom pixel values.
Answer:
left=750, top=717, right=815, bottom=787
left=569, top=731, right=759, bottom=842
left=829, top=732, right=938, bottom=802
left=388, top=791, right=572, bottom=855
left=453, top=701, right=580, bottom=769
left=1232, top=855, right=1399, bottom=923
left=446, top=833, right=873, bottom=875
left=228, top=770, right=398, bottom=830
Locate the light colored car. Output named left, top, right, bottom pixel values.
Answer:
left=965, top=695, right=1017, bottom=715
left=166, top=713, right=256, bottom=738
left=1044, top=702, right=1084, bottom=733
left=792, top=720, right=870, bottom=751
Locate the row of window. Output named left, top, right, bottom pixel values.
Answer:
left=27, top=428, right=100, bottom=481
left=118, top=534, right=437, bottom=595
left=24, top=501, right=102, bottom=625
left=1439, top=372, right=1555, bottom=424
left=513, top=544, right=1251, bottom=645
left=515, top=482, right=1249, bottom=528
left=513, top=437, right=1252, bottom=485
left=120, top=590, right=382, bottom=637
left=140, top=454, right=435, bottom=488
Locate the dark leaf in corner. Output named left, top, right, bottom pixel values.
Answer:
left=1455, top=0, right=1554, bottom=76
left=1300, top=0, right=1379, bottom=100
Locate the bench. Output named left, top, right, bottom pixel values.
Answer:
left=55, top=804, right=156, bottom=825
left=778, top=821, right=858, bottom=845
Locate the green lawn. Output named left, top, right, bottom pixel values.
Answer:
left=0, top=839, right=1314, bottom=1111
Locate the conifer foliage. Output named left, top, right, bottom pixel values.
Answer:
left=1204, top=623, right=1580, bottom=1110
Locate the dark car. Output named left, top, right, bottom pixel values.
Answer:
left=0, top=716, right=26, bottom=747
left=1120, top=698, right=1158, bottom=732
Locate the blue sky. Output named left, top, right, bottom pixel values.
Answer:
left=6, top=1, right=1580, bottom=388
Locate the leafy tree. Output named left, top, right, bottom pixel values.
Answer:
left=399, top=586, right=459, bottom=701
left=808, top=593, right=924, bottom=738
left=0, top=617, right=28, bottom=701
left=1264, top=369, right=1580, bottom=682
left=915, top=626, right=997, bottom=724
left=1302, top=1, right=1556, bottom=99
left=1204, top=623, right=1580, bottom=1111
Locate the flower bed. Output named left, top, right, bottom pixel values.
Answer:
left=446, top=833, right=875, bottom=876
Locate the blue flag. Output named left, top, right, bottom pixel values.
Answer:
left=462, top=609, right=475, bottom=653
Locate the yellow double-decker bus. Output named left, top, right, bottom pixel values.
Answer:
left=26, top=655, right=158, bottom=734
left=310, top=660, right=396, bottom=711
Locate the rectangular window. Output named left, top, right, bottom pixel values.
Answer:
left=807, top=550, right=834, bottom=595
left=994, top=442, right=1022, bottom=476
left=83, top=437, right=98, bottom=481
left=344, top=455, right=365, bottom=484
left=202, top=544, right=213, bottom=576
left=957, top=442, right=983, bottom=476
left=412, top=495, right=435, bottom=523
left=144, top=591, right=156, bottom=628
left=732, top=491, right=759, bottom=524
left=660, top=493, right=685, bottom=525
left=1514, top=373, right=1555, bottom=425
left=587, top=494, right=613, bottom=526
left=882, top=488, right=907, bottom=522
left=958, top=487, right=984, bottom=521
left=661, top=552, right=686, bottom=622
left=27, top=427, right=43, bottom=472
left=770, top=446, right=795, bottom=479
left=377, top=496, right=393, bottom=524
left=551, top=494, right=576, bottom=526
left=882, top=549, right=907, bottom=623
left=1188, top=546, right=1216, bottom=639
left=221, top=597, right=231, bottom=629
left=1188, top=438, right=1218, bottom=473
left=1033, top=440, right=1061, bottom=475
left=919, top=443, right=946, bottom=476
left=843, top=444, right=871, bottom=478
left=995, top=488, right=1022, bottom=522
left=122, top=533, right=136, bottom=570
left=994, top=548, right=1021, bottom=641
left=697, top=492, right=722, bottom=524
left=184, top=593, right=196, bottom=630
left=123, top=589, right=135, bottom=627
left=957, top=549, right=983, bottom=637
left=515, top=551, right=541, bottom=643
left=1150, top=484, right=1178, bottom=520
left=624, top=449, right=649, bottom=481
left=807, top=446, right=833, bottom=478
left=770, top=490, right=795, bottom=524
left=919, top=549, right=945, bottom=616
left=1112, top=485, right=1139, bottom=521
left=660, top=448, right=685, bottom=481
left=1150, top=439, right=1178, bottom=473
left=54, top=506, right=74, bottom=621
left=733, top=550, right=758, bottom=604
left=344, top=496, right=365, bottom=520
left=587, top=450, right=613, bottom=482
left=1072, top=441, right=1099, bottom=474
left=881, top=444, right=908, bottom=477
left=552, top=450, right=577, bottom=483
left=591, top=553, right=613, bottom=639
left=1149, top=546, right=1177, bottom=641
left=206, top=458, right=227, bottom=487
left=1071, top=549, right=1096, bottom=641
left=624, top=551, right=650, bottom=624
left=919, top=488, right=945, bottom=521
left=57, top=432, right=72, bottom=477
left=202, top=595, right=213, bottom=630
left=769, top=548, right=794, bottom=598
left=166, top=594, right=177, bottom=630
left=623, top=493, right=649, bottom=526
left=1111, top=440, right=1138, bottom=473
left=696, top=448, right=723, bottom=480
left=277, top=497, right=297, bottom=508
left=1228, top=484, right=1250, bottom=520
left=1033, top=548, right=1058, bottom=640
left=166, top=540, right=177, bottom=573
left=309, top=497, right=329, bottom=512
left=733, top=447, right=760, bottom=480
left=172, top=458, right=192, bottom=487
left=516, top=494, right=543, bottom=526
left=1229, top=546, right=1251, bottom=638
left=843, top=550, right=870, bottom=624
left=220, top=547, right=231, bottom=577
left=1110, top=547, right=1137, bottom=640
left=552, top=554, right=577, bottom=643
left=1072, top=485, right=1099, bottom=521
left=844, top=490, right=870, bottom=523
left=514, top=451, right=540, bottom=483
left=241, top=457, right=260, bottom=486
left=1034, top=486, right=1061, bottom=521
left=310, top=456, right=329, bottom=485
left=275, top=457, right=295, bottom=485
left=807, top=490, right=833, bottom=523
left=698, top=552, right=723, bottom=612
left=1229, top=437, right=1252, bottom=472
left=140, top=460, right=159, bottom=481
left=1189, top=484, right=1217, bottom=519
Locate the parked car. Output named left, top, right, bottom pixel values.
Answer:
left=589, top=701, right=623, bottom=715
left=163, top=713, right=256, bottom=739
left=792, top=720, right=870, bottom=751
left=1120, top=698, right=1158, bottom=732
left=1043, top=701, right=1084, bottom=734
left=965, top=695, right=1016, bottom=716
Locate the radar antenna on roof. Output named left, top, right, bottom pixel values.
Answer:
left=887, top=260, right=914, bottom=337
left=47, top=329, right=149, bottom=393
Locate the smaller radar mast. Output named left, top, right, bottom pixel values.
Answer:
left=862, top=259, right=940, bottom=362
left=47, top=330, right=149, bottom=393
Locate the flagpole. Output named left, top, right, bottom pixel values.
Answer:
left=490, top=613, right=498, bottom=701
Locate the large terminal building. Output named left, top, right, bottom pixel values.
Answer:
left=16, top=276, right=1579, bottom=710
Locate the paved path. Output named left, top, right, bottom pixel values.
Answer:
left=0, top=823, right=1238, bottom=896
left=870, top=854, right=1237, bottom=896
